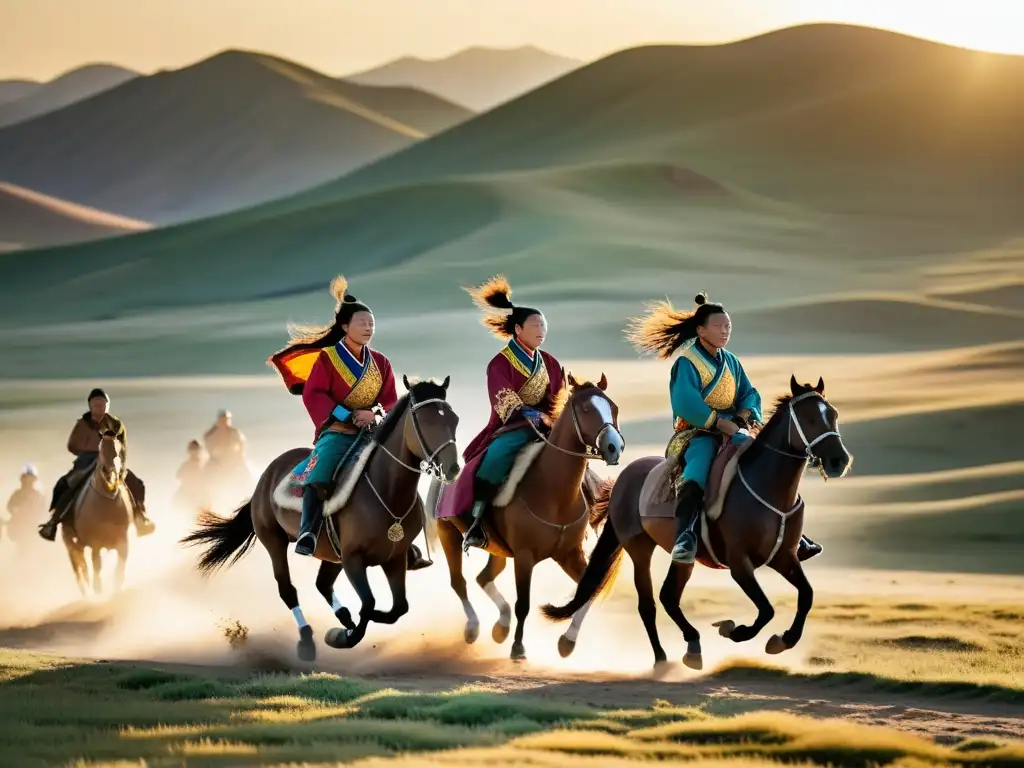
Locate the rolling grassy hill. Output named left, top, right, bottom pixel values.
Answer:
left=0, top=181, right=150, bottom=251
left=0, top=51, right=472, bottom=224
left=0, top=24, right=1021, bottom=378
left=345, top=45, right=583, bottom=111
left=0, top=64, right=138, bottom=128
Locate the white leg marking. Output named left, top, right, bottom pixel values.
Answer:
left=292, top=606, right=309, bottom=629
left=565, top=599, right=593, bottom=643
left=331, top=593, right=344, bottom=613
left=462, top=598, right=480, bottom=626
left=483, top=581, right=511, bottom=624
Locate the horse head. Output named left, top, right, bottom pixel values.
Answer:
left=400, top=375, right=461, bottom=483
left=785, top=375, right=852, bottom=479
left=563, top=372, right=625, bottom=466
left=97, top=429, right=123, bottom=490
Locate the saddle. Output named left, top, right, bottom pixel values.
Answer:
left=638, top=438, right=753, bottom=522
left=273, top=436, right=376, bottom=518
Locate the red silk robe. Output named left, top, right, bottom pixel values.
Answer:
left=300, top=344, right=398, bottom=442
left=437, top=340, right=564, bottom=518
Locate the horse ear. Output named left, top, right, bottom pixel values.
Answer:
left=567, top=371, right=579, bottom=388
left=402, top=374, right=411, bottom=391
left=789, top=374, right=800, bottom=394
left=598, top=373, right=608, bottom=391
left=814, top=376, right=825, bottom=394
left=442, top=375, right=450, bottom=391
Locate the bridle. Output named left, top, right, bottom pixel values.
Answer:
left=761, top=390, right=842, bottom=481
left=374, top=391, right=457, bottom=481
left=93, top=431, right=125, bottom=497
left=526, top=388, right=622, bottom=461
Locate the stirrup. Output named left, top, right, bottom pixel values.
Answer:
left=294, top=531, right=317, bottom=556
left=462, top=520, right=488, bottom=553
left=670, top=531, right=697, bottom=564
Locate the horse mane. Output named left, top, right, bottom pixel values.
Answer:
left=374, top=379, right=449, bottom=445
left=546, top=379, right=596, bottom=421
left=765, top=393, right=793, bottom=423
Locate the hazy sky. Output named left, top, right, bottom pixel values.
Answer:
left=2, top=0, right=1022, bottom=80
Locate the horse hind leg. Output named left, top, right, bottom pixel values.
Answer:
left=765, top=554, right=813, bottom=654
left=266, top=529, right=316, bottom=662
left=627, top=537, right=668, bottom=667
left=659, top=560, right=702, bottom=670
left=315, top=561, right=356, bottom=631
left=552, top=545, right=592, bottom=659
left=438, top=520, right=480, bottom=644
left=476, top=554, right=511, bottom=644
left=713, top=556, right=775, bottom=645
left=65, top=542, right=88, bottom=598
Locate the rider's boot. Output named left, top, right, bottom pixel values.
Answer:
left=406, top=543, right=432, bottom=571
left=295, top=485, right=325, bottom=556
left=132, top=502, right=156, bottom=537
left=797, top=534, right=823, bottom=561
left=670, top=480, right=704, bottom=564
left=462, top=478, right=497, bottom=552
left=39, top=479, right=73, bottom=541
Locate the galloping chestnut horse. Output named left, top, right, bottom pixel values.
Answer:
left=429, top=374, right=625, bottom=661
left=63, top=430, right=135, bottom=596
left=543, top=377, right=851, bottom=669
left=183, top=377, right=460, bottom=660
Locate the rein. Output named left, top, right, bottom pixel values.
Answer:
left=375, top=394, right=456, bottom=480
left=526, top=390, right=617, bottom=460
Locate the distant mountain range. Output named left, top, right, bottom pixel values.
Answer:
left=345, top=45, right=583, bottom=110
left=0, top=51, right=472, bottom=224
left=0, top=64, right=138, bottom=127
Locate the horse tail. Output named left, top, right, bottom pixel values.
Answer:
left=542, top=495, right=623, bottom=623
left=587, top=474, right=616, bottom=531
left=180, top=501, right=256, bottom=576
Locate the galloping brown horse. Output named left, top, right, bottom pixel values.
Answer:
left=183, top=377, right=460, bottom=660
left=429, top=374, right=625, bottom=661
left=542, top=377, right=852, bottom=669
left=63, top=430, right=136, bottom=596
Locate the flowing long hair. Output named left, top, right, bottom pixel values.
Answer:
left=625, top=292, right=725, bottom=359
left=464, top=274, right=540, bottom=340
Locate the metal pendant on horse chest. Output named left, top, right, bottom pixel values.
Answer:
left=387, top=522, right=405, bottom=542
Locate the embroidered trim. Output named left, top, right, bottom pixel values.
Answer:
left=679, top=339, right=715, bottom=389
left=494, top=388, right=524, bottom=423
left=705, top=366, right=736, bottom=412
left=325, top=346, right=357, bottom=387
left=518, top=357, right=550, bottom=407
left=500, top=345, right=533, bottom=379
left=344, top=354, right=383, bottom=411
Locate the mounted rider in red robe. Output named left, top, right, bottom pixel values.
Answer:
left=446, top=275, right=565, bottom=550
left=269, top=276, right=429, bottom=568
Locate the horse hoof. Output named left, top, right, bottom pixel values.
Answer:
left=713, top=620, right=736, bottom=639
left=492, top=621, right=510, bottom=645
left=682, top=652, right=703, bottom=671
left=336, top=608, right=356, bottom=631
left=464, top=623, right=480, bottom=645
left=297, top=626, right=316, bottom=661
left=511, top=643, right=526, bottom=662
left=324, top=627, right=352, bottom=649
left=765, top=634, right=788, bottom=655
left=557, top=634, right=576, bottom=658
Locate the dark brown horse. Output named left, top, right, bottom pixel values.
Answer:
left=428, top=374, right=625, bottom=660
left=542, top=376, right=851, bottom=669
left=62, top=430, right=135, bottom=596
left=182, top=377, right=460, bottom=661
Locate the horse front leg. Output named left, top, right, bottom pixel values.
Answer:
left=766, top=554, right=813, bottom=654
left=510, top=552, right=536, bottom=661
left=368, top=553, right=409, bottom=624
left=659, top=561, right=702, bottom=669
left=315, top=561, right=356, bottom=631
left=90, top=548, right=103, bottom=595
left=714, top=556, right=775, bottom=644
left=325, top=553, right=375, bottom=649
left=65, top=541, right=88, bottom=598
left=437, top=520, right=481, bottom=644
left=477, top=555, right=511, bottom=644
left=114, top=538, right=128, bottom=593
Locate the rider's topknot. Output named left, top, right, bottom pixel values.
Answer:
left=625, top=292, right=726, bottom=359
left=465, top=274, right=541, bottom=340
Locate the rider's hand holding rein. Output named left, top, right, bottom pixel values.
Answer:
left=352, top=409, right=376, bottom=429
